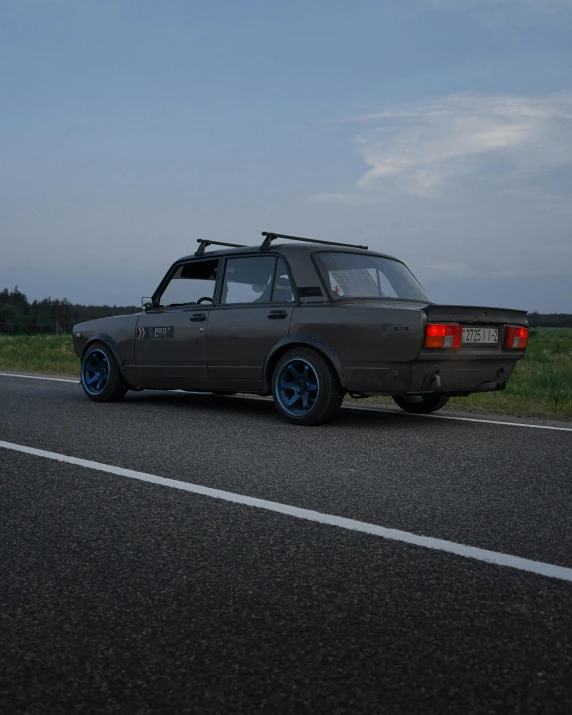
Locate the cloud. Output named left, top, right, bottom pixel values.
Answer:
left=309, top=192, right=379, bottom=206
left=425, top=261, right=572, bottom=279
left=315, top=93, right=572, bottom=201
left=20, top=0, right=103, bottom=8
left=423, top=0, right=572, bottom=11
left=371, top=0, right=572, bottom=22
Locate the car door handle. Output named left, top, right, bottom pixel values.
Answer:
left=267, top=310, right=288, bottom=319
left=189, top=313, right=207, bottom=322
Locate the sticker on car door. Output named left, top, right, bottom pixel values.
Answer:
left=137, top=326, right=175, bottom=339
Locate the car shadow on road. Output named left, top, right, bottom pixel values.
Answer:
left=121, top=390, right=433, bottom=431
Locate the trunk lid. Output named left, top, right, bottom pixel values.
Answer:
left=424, top=304, right=528, bottom=326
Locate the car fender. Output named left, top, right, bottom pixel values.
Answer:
left=84, top=333, right=124, bottom=370
left=264, top=333, right=347, bottom=389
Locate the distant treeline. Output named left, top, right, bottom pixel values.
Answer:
left=527, top=312, right=572, bottom=328
left=0, top=286, right=571, bottom=334
left=0, top=287, right=139, bottom=335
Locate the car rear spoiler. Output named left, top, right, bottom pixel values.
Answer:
left=424, top=304, right=528, bottom=325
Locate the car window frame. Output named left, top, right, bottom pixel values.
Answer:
left=272, top=255, right=298, bottom=304
left=215, top=253, right=299, bottom=308
left=151, top=257, right=222, bottom=311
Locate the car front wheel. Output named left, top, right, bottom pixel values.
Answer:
left=272, top=348, right=344, bottom=426
left=81, top=342, right=129, bottom=403
left=392, top=395, right=449, bottom=414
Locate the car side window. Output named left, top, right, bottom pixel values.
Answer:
left=159, top=259, right=219, bottom=307
left=272, top=257, right=295, bottom=303
left=221, top=256, right=277, bottom=305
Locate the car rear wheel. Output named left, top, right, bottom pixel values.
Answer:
left=392, top=395, right=449, bottom=414
left=272, top=348, right=344, bottom=425
left=81, top=342, right=128, bottom=403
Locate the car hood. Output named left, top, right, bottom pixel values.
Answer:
left=73, top=313, right=141, bottom=334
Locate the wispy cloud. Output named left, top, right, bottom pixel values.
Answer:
left=21, top=0, right=104, bottom=8
left=313, top=93, right=572, bottom=202
left=423, top=0, right=572, bottom=11
left=371, top=0, right=572, bottom=22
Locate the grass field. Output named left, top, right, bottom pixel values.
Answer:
left=0, top=330, right=571, bottom=421
left=0, top=335, right=79, bottom=377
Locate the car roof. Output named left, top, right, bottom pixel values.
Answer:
left=175, top=242, right=401, bottom=264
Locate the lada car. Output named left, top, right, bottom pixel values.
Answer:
left=73, top=232, right=529, bottom=425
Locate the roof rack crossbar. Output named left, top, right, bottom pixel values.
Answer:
left=195, top=239, right=247, bottom=257
left=261, top=231, right=368, bottom=252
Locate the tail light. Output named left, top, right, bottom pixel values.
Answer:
left=504, top=325, right=529, bottom=349
left=424, top=323, right=462, bottom=349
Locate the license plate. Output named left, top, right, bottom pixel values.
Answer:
left=462, top=327, right=498, bottom=344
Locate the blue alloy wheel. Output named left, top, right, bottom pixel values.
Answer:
left=81, top=349, right=110, bottom=395
left=275, top=358, right=320, bottom=416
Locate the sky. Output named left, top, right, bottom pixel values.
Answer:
left=1, top=0, right=571, bottom=312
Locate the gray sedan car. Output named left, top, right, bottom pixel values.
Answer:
left=73, top=232, right=529, bottom=425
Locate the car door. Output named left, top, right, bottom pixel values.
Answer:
left=207, top=255, right=295, bottom=381
left=134, top=258, right=220, bottom=387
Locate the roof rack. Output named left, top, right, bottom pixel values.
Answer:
left=260, top=231, right=368, bottom=252
left=195, top=239, right=247, bottom=257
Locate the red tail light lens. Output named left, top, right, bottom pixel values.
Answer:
left=504, top=325, right=529, bottom=349
left=424, top=323, right=462, bottom=349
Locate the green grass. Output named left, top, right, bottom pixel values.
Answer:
left=0, top=334, right=79, bottom=377
left=1, top=329, right=571, bottom=421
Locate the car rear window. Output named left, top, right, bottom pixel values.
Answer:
left=314, top=252, right=431, bottom=302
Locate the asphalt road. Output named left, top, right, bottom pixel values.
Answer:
left=1, top=374, right=572, bottom=714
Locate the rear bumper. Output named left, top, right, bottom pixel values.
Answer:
left=344, top=357, right=521, bottom=396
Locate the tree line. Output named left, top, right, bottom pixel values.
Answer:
left=527, top=312, right=572, bottom=328
left=1, top=286, right=571, bottom=334
left=0, top=287, right=139, bottom=335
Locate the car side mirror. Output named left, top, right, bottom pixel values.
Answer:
left=141, top=297, right=153, bottom=309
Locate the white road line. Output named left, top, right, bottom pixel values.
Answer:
left=1, top=439, right=572, bottom=584
left=342, top=405, right=572, bottom=433
left=1, top=371, right=571, bottom=433
left=0, top=372, right=77, bottom=384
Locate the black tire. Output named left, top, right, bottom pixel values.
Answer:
left=392, top=394, right=449, bottom=414
left=80, top=342, right=129, bottom=403
left=272, top=347, right=344, bottom=425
